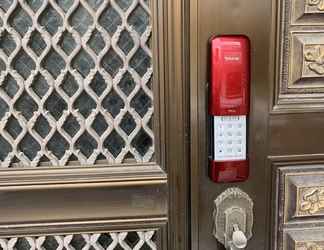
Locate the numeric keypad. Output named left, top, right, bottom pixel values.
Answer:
left=213, top=116, right=246, bottom=161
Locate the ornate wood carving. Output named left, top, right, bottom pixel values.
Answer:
left=273, top=162, right=324, bottom=250
left=299, top=187, right=324, bottom=215
left=304, top=45, right=324, bottom=75
left=273, top=0, right=324, bottom=112
left=280, top=167, right=324, bottom=221
left=296, top=242, right=324, bottom=250
left=307, top=0, right=324, bottom=11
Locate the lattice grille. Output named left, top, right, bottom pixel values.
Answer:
left=0, top=0, right=154, bottom=167
left=0, top=231, right=157, bottom=250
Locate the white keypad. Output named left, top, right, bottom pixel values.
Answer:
left=213, top=116, right=246, bottom=161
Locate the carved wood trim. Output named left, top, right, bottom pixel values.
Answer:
left=272, top=159, right=324, bottom=250
left=299, top=187, right=324, bottom=216
left=307, top=0, right=324, bottom=12
left=273, top=0, right=324, bottom=112
left=304, top=45, right=324, bottom=75
left=284, top=229, right=324, bottom=250
left=296, top=242, right=324, bottom=250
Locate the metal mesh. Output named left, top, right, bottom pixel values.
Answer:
left=0, top=231, right=157, bottom=250
left=0, top=0, right=154, bottom=167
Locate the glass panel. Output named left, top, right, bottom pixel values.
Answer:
left=0, top=0, right=154, bottom=167
left=0, top=231, right=158, bottom=250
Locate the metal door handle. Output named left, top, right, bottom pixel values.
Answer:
left=230, top=224, right=247, bottom=250
left=213, top=188, right=253, bottom=249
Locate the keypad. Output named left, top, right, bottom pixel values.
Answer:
left=213, top=116, right=246, bottom=161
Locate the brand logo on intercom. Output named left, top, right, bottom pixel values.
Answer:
left=224, top=56, right=240, bottom=61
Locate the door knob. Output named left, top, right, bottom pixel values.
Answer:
left=213, top=188, right=253, bottom=249
left=230, top=224, right=247, bottom=249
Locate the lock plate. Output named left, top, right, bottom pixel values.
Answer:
left=213, top=188, right=253, bottom=247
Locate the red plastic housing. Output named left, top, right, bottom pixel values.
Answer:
left=209, top=160, right=249, bottom=183
left=209, top=35, right=250, bottom=183
left=209, top=35, right=250, bottom=116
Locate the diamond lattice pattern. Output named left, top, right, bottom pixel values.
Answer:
left=0, top=0, right=154, bottom=167
left=0, top=231, right=157, bottom=250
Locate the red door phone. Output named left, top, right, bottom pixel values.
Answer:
left=209, top=35, right=250, bottom=183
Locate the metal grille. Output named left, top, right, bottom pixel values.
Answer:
left=0, top=0, right=154, bottom=167
left=0, top=231, right=157, bottom=250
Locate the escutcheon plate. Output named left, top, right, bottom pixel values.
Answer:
left=213, top=187, right=253, bottom=247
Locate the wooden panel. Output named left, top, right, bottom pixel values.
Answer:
left=284, top=170, right=324, bottom=223
left=274, top=162, right=324, bottom=250
left=274, top=0, right=324, bottom=112
left=191, top=0, right=272, bottom=248
left=289, top=32, right=324, bottom=88
left=291, top=0, right=324, bottom=25
left=276, top=164, right=324, bottom=225
left=283, top=229, right=324, bottom=250
left=269, top=113, right=324, bottom=156
left=0, top=165, right=167, bottom=232
left=191, top=0, right=324, bottom=249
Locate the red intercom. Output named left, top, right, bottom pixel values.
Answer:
left=209, top=35, right=250, bottom=183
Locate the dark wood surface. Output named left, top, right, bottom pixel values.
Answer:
left=190, top=0, right=273, bottom=249
left=190, top=0, right=324, bottom=249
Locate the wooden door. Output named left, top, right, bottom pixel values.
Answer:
left=0, top=1, right=189, bottom=250
left=190, top=0, right=324, bottom=249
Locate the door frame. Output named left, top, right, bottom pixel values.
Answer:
left=163, top=0, right=190, bottom=249
left=189, top=0, right=199, bottom=248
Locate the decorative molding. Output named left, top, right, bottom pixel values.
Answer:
left=0, top=170, right=167, bottom=227
left=279, top=166, right=324, bottom=222
left=272, top=161, right=324, bottom=250
left=291, top=0, right=324, bottom=24
left=0, top=164, right=166, bottom=186
left=273, top=0, right=324, bottom=112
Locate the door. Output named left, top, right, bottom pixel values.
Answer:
left=0, top=1, right=189, bottom=250
left=190, top=0, right=324, bottom=249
